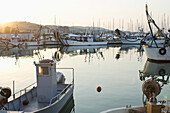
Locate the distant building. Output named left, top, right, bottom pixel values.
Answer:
left=0, top=32, right=34, bottom=41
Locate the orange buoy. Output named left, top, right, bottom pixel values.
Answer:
left=97, top=86, right=102, bottom=92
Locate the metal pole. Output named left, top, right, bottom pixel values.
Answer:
left=13, top=80, right=15, bottom=99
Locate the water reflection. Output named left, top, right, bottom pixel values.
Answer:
left=113, top=44, right=144, bottom=61
left=53, top=46, right=107, bottom=63
left=139, top=60, right=170, bottom=106
left=0, top=44, right=144, bottom=63
left=0, top=45, right=157, bottom=113
left=54, top=44, right=144, bottom=62
left=60, top=96, right=75, bottom=113
left=139, top=60, right=170, bottom=84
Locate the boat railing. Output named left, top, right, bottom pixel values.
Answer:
left=10, top=82, right=37, bottom=101
left=50, top=67, right=74, bottom=105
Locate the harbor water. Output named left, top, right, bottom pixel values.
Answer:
left=0, top=45, right=170, bottom=113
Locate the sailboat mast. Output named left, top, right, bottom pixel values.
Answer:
left=93, top=20, right=95, bottom=36
left=113, top=18, right=114, bottom=31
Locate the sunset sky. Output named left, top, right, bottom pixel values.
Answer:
left=0, top=0, right=170, bottom=30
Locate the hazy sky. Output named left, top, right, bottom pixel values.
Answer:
left=0, top=0, right=170, bottom=30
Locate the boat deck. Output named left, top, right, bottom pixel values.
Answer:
left=22, top=84, right=68, bottom=112
left=4, top=84, right=70, bottom=112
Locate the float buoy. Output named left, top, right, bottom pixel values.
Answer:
left=159, top=48, right=166, bottom=55
left=97, top=86, right=102, bottom=92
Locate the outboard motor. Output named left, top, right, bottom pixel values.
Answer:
left=56, top=72, right=65, bottom=84
left=0, top=87, right=11, bottom=107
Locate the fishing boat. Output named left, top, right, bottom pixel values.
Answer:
left=0, top=37, right=44, bottom=48
left=0, top=59, right=74, bottom=113
left=101, top=5, right=170, bottom=113
left=59, top=34, right=107, bottom=46
left=143, top=5, right=170, bottom=62
left=115, top=29, right=145, bottom=45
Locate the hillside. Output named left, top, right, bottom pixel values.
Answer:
left=0, top=21, right=44, bottom=34
left=0, top=21, right=109, bottom=34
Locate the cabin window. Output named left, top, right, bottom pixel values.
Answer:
left=39, top=67, right=49, bottom=75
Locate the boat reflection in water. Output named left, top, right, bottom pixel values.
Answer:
left=113, top=44, right=144, bottom=60
left=60, top=96, right=75, bottom=113
left=0, top=44, right=144, bottom=63
left=139, top=60, right=170, bottom=85
left=53, top=45, right=108, bottom=62
left=139, top=60, right=170, bottom=108
left=0, top=45, right=62, bottom=57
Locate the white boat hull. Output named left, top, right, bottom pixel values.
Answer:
left=120, top=38, right=141, bottom=45
left=143, top=46, right=170, bottom=61
left=43, top=40, right=60, bottom=45
left=60, top=39, right=107, bottom=46
left=9, top=41, right=44, bottom=47
left=146, top=40, right=165, bottom=45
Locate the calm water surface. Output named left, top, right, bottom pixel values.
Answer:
left=0, top=45, right=169, bottom=113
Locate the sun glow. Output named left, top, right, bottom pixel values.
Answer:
left=0, top=0, right=169, bottom=28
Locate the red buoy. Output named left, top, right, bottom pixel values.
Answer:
left=97, top=86, right=102, bottom=92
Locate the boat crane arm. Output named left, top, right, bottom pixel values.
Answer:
left=145, top=4, right=168, bottom=48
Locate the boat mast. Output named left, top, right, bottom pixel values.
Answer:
left=145, top=5, right=161, bottom=47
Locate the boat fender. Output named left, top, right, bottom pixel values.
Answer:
left=23, top=99, right=29, bottom=105
left=0, top=97, right=7, bottom=107
left=0, top=87, right=11, bottom=99
left=159, top=48, right=166, bottom=55
left=0, top=87, right=11, bottom=107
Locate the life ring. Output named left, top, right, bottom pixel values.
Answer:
left=159, top=48, right=166, bottom=55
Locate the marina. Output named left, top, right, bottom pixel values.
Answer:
left=0, top=0, right=170, bottom=112
left=0, top=44, right=169, bottom=113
